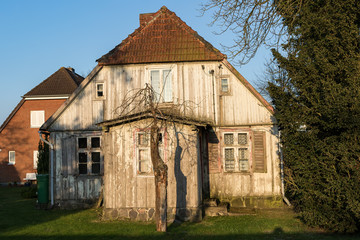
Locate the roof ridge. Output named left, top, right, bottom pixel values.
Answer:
left=97, top=6, right=225, bottom=64
left=24, top=67, right=84, bottom=97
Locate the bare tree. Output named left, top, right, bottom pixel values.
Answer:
left=200, top=0, right=305, bottom=64
left=114, top=82, right=202, bottom=232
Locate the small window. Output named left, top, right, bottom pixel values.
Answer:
left=150, top=69, right=172, bottom=102
left=136, top=130, right=165, bottom=175
left=9, top=151, right=15, bottom=165
left=224, top=133, right=234, bottom=145
left=33, top=150, right=38, bottom=169
left=77, top=136, right=102, bottom=175
left=221, top=78, right=229, bottom=93
left=96, top=83, right=105, bottom=98
left=30, top=110, right=45, bottom=128
left=223, top=132, right=250, bottom=173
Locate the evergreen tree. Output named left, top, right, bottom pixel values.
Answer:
left=37, top=136, right=49, bottom=175
left=268, top=0, right=360, bottom=232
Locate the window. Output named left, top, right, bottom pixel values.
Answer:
left=96, top=83, right=105, bottom=99
left=136, top=132, right=151, bottom=174
left=221, top=78, right=229, bottom=93
left=33, top=150, right=38, bottom=169
left=30, top=110, right=45, bottom=128
left=223, top=132, right=249, bottom=172
left=77, top=136, right=101, bottom=175
left=8, top=151, right=15, bottom=165
left=136, top=131, right=165, bottom=175
left=150, top=69, right=172, bottom=102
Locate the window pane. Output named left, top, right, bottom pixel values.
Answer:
left=224, top=133, right=234, bottom=145
left=91, top=137, right=100, bottom=148
left=221, top=79, right=228, bottom=92
left=239, top=159, right=249, bottom=171
left=138, top=133, right=149, bottom=146
left=139, top=149, right=149, bottom=173
left=30, top=111, right=45, bottom=128
left=33, top=151, right=38, bottom=169
left=79, top=152, right=87, bottom=163
left=238, top=148, right=248, bottom=159
left=163, top=70, right=172, bottom=102
left=78, top=138, right=87, bottom=148
left=9, top=151, right=15, bottom=164
left=79, top=164, right=87, bottom=174
left=97, top=84, right=104, bottom=97
left=92, top=163, right=100, bottom=174
left=151, top=70, right=160, bottom=101
left=91, top=152, right=101, bottom=163
left=224, top=148, right=234, bottom=171
left=238, top=133, right=247, bottom=145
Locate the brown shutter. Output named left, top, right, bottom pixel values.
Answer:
left=61, top=136, right=76, bottom=176
left=253, top=131, right=266, bottom=173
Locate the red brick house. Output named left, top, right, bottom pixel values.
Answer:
left=0, top=67, right=84, bottom=184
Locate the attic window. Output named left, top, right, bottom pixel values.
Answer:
left=221, top=78, right=229, bottom=93
left=30, top=110, right=45, bottom=128
left=150, top=69, right=172, bottom=102
left=96, top=83, right=105, bottom=99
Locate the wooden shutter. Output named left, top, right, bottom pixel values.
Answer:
left=253, top=131, right=266, bottom=173
left=61, top=136, right=76, bottom=177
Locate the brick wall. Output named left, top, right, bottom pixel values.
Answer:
left=0, top=99, right=65, bottom=183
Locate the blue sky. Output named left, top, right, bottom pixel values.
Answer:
left=0, top=0, right=271, bottom=124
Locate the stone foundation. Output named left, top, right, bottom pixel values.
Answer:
left=103, top=207, right=202, bottom=222
left=224, top=195, right=284, bottom=211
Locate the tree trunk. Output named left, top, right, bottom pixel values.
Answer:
left=151, top=124, right=168, bottom=232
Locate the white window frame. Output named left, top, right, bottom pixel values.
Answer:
left=135, top=130, right=165, bottom=176
left=77, top=136, right=102, bottom=175
left=8, top=151, right=15, bottom=165
left=221, top=78, right=229, bottom=93
left=30, top=110, right=45, bottom=128
left=150, top=69, right=172, bottom=103
left=223, top=132, right=250, bottom=172
left=95, top=82, right=105, bottom=99
left=33, top=150, right=38, bottom=169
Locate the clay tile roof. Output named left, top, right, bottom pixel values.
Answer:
left=24, top=67, right=84, bottom=97
left=97, top=6, right=226, bottom=65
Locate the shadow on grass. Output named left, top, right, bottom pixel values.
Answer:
left=0, top=186, right=84, bottom=233
left=1, top=187, right=360, bottom=240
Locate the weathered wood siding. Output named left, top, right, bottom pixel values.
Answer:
left=49, top=61, right=273, bottom=130
left=103, top=119, right=202, bottom=210
left=51, top=131, right=103, bottom=207
left=208, top=126, right=281, bottom=200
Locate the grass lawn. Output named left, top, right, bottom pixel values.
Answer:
left=1, top=186, right=359, bottom=240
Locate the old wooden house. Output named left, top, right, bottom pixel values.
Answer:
left=40, top=6, right=282, bottom=221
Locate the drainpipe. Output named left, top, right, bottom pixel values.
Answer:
left=210, top=70, right=216, bottom=125
left=278, top=131, right=291, bottom=206
left=39, top=131, right=54, bottom=206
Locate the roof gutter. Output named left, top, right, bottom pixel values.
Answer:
left=39, top=131, right=54, bottom=207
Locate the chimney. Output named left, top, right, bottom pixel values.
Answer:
left=139, top=13, right=155, bottom=26
left=67, top=67, right=75, bottom=73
